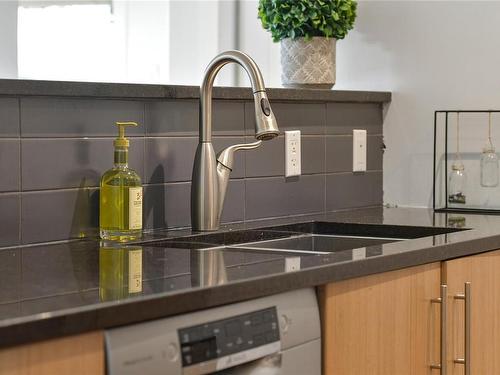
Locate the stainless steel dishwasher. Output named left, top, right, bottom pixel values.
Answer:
left=105, top=288, right=321, bottom=375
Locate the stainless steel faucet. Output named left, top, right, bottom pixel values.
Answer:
left=191, top=50, right=279, bottom=231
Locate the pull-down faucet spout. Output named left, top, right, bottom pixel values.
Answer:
left=191, top=50, right=279, bottom=231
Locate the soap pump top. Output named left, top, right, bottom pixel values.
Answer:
left=113, top=121, right=136, bottom=164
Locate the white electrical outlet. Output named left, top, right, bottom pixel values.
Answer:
left=353, top=129, right=367, bottom=172
left=285, top=130, right=301, bottom=177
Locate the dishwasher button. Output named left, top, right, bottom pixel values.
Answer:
left=280, top=314, right=292, bottom=334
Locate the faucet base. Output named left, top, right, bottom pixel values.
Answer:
left=191, top=142, right=220, bottom=232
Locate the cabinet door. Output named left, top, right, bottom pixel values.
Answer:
left=443, top=248, right=500, bottom=375
left=0, top=331, right=104, bottom=375
left=319, top=263, right=441, bottom=375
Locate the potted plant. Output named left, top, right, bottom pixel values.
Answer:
left=258, top=0, right=357, bottom=89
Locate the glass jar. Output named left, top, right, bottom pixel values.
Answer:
left=481, top=145, right=499, bottom=187
left=448, top=162, right=466, bottom=204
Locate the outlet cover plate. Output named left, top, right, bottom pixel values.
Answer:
left=285, top=130, right=301, bottom=177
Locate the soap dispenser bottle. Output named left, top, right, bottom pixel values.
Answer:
left=100, top=121, right=142, bottom=241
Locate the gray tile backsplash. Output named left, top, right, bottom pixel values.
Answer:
left=212, top=101, right=245, bottom=136
left=326, top=102, right=382, bottom=134
left=245, top=175, right=325, bottom=220
left=145, top=137, right=198, bottom=183
left=21, top=138, right=144, bottom=190
left=0, top=194, right=20, bottom=247
left=21, top=188, right=98, bottom=244
left=21, top=98, right=144, bottom=137
left=0, top=139, right=20, bottom=192
left=302, top=136, right=326, bottom=174
left=145, top=100, right=198, bottom=136
left=143, top=180, right=245, bottom=230
left=144, top=182, right=191, bottom=230
left=0, top=248, right=21, bottom=302
left=0, top=98, right=20, bottom=137
left=146, top=100, right=244, bottom=136
left=1, top=95, right=385, bottom=246
left=326, top=171, right=383, bottom=210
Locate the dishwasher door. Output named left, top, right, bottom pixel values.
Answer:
left=105, top=288, right=321, bottom=375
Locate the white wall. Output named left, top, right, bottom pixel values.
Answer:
left=0, top=0, right=18, bottom=78
left=169, top=0, right=237, bottom=86
left=240, top=0, right=500, bottom=208
left=237, top=0, right=281, bottom=87
left=337, top=1, right=500, bottom=208
left=113, top=1, right=170, bottom=84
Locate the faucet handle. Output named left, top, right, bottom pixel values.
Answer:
left=216, top=140, right=262, bottom=170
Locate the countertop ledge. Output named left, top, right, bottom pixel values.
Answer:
left=2, top=207, right=499, bottom=349
left=0, top=79, right=391, bottom=102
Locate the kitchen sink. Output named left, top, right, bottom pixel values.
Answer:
left=140, top=221, right=466, bottom=255
left=223, top=234, right=404, bottom=255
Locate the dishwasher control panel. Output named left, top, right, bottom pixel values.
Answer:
left=179, top=307, right=280, bottom=373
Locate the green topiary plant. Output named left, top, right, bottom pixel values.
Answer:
left=258, top=0, right=357, bottom=42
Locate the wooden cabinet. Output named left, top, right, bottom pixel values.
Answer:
left=321, top=249, right=500, bottom=375
left=442, top=248, right=500, bottom=375
left=319, top=262, right=441, bottom=375
left=0, top=331, right=104, bottom=375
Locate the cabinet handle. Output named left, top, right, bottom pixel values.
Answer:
left=453, top=282, right=471, bottom=375
left=431, top=284, right=447, bottom=374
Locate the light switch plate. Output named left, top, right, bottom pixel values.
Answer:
left=285, top=257, right=301, bottom=272
left=285, top=130, right=301, bottom=177
left=353, top=129, right=367, bottom=172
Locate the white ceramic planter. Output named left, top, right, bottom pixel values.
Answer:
left=280, top=37, right=336, bottom=89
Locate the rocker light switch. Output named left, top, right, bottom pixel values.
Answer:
left=353, top=129, right=367, bottom=172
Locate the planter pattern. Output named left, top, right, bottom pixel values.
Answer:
left=280, top=37, right=336, bottom=89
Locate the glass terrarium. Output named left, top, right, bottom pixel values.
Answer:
left=434, top=110, right=500, bottom=214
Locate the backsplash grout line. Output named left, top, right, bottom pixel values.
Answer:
left=324, top=124, right=327, bottom=213
left=6, top=171, right=385, bottom=194
left=17, top=97, right=22, bottom=245
left=16, top=133, right=383, bottom=140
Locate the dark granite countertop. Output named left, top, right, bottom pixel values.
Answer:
left=2, top=207, right=500, bottom=348
left=0, top=79, right=391, bottom=103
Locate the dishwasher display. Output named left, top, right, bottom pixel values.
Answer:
left=179, top=307, right=280, bottom=371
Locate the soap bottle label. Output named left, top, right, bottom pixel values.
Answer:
left=128, top=187, right=143, bottom=230
left=128, top=249, right=142, bottom=294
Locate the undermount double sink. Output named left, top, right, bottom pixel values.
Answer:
left=221, top=233, right=405, bottom=255
left=143, top=221, right=465, bottom=256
